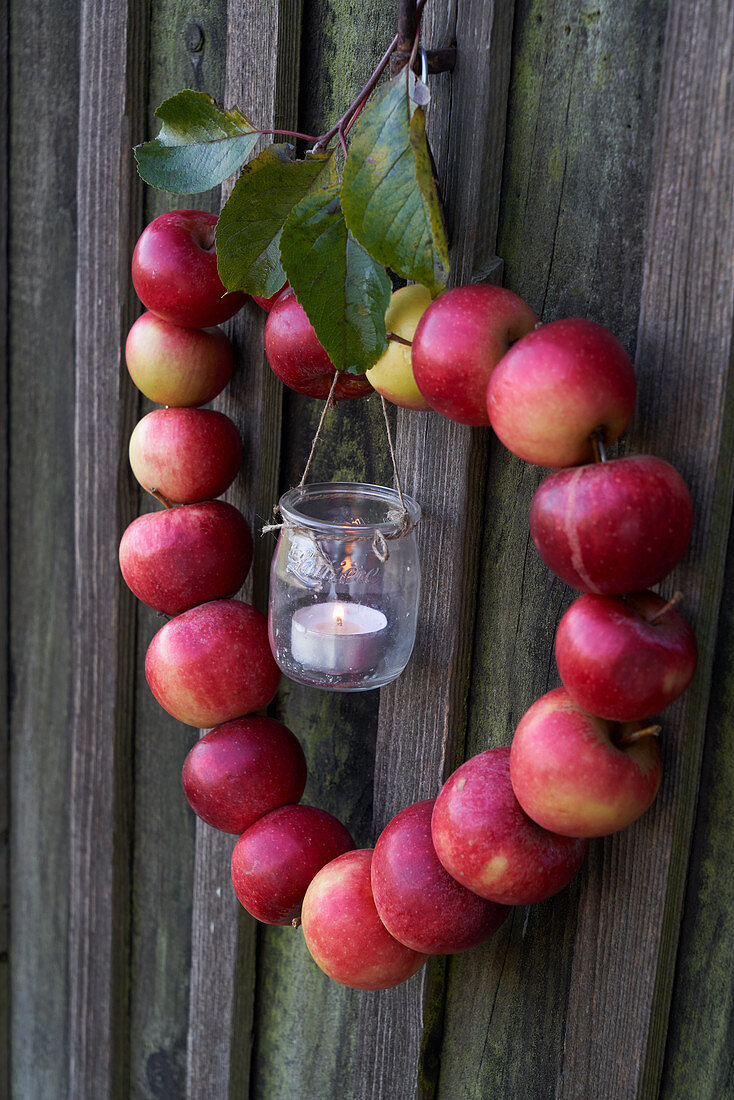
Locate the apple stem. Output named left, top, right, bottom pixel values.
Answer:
left=648, top=591, right=684, bottom=623
left=148, top=487, right=174, bottom=509
left=291, top=917, right=302, bottom=929
left=616, top=723, right=662, bottom=746
left=590, top=429, right=608, bottom=463
left=386, top=330, right=413, bottom=347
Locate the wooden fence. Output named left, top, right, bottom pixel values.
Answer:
left=2, top=0, right=732, bottom=1096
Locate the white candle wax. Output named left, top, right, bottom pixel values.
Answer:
left=291, top=602, right=388, bottom=673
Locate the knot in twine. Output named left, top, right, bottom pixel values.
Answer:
left=261, top=376, right=418, bottom=564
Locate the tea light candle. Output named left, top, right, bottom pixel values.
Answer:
left=291, top=601, right=388, bottom=673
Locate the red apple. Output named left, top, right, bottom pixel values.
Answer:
left=410, top=283, right=537, bottom=426
left=183, top=716, right=307, bottom=834
left=145, top=599, right=280, bottom=727
left=431, top=747, right=588, bottom=905
left=125, top=312, right=234, bottom=406
left=555, top=591, right=698, bottom=721
left=301, top=850, right=428, bottom=989
left=263, top=289, right=373, bottom=401
left=487, top=318, right=637, bottom=467
left=132, top=209, right=246, bottom=328
left=371, top=799, right=509, bottom=954
left=231, top=805, right=355, bottom=924
left=252, top=282, right=288, bottom=311
left=129, top=408, right=242, bottom=504
left=119, top=501, right=252, bottom=615
left=530, top=455, right=693, bottom=594
left=509, top=687, right=663, bottom=837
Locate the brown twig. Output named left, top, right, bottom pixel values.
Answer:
left=392, top=0, right=419, bottom=76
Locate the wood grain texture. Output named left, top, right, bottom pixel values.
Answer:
left=68, top=1, right=147, bottom=1095
left=248, top=4, right=397, bottom=1095
left=0, top=0, right=7, bottom=1094
left=660, top=516, right=734, bottom=1098
left=562, top=3, right=734, bottom=1096
left=184, top=1, right=303, bottom=1095
left=6, top=2, right=82, bottom=1096
left=250, top=399, right=390, bottom=1100
left=129, top=5, right=229, bottom=1097
left=353, top=3, right=519, bottom=1097
left=436, top=4, right=669, bottom=1097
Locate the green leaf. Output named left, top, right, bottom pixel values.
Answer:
left=341, top=69, right=450, bottom=293
left=215, top=146, right=335, bottom=297
left=280, top=177, right=392, bottom=374
left=134, top=90, right=259, bottom=193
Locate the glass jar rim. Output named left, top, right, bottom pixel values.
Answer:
left=279, top=482, right=421, bottom=537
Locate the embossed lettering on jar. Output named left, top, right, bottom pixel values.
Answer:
left=268, top=483, right=421, bottom=691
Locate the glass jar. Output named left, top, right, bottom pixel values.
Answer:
left=268, top=482, right=421, bottom=691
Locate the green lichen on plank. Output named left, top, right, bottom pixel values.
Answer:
left=144, top=0, right=229, bottom=220
left=498, top=0, right=667, bottom=346
left=298, top=0, right=395, bottom=138
left=436, top=450, right=580, bottom=1100
left=250, top=389, right=394, bottom=1100
left=248, top=7, right=396, bottom=1087
left=437, top=0, right=669, bottom=1096
left=251, top=922, right=366, bottom=1100
left=659, top=525, right=734, bottom=1097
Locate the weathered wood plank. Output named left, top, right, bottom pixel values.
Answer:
left=660, top=516, right=734, bottom=1098
left=6, top=2, right=82, bottom=1096
left=184, top=1, right=303, bottom=1094
left=435, top=2, right=669, bottom=1097
left=246, top=6, right=400, bottom=1095
left=562, top=2, right=734, bottom=1095
left=353, top=2, right=518, bottom=1095
left=0, top=0, right=8, bottom=1094
left=251, top=398, right=392, bottom=1100
left=68, top=1, right=148, bottom=1095
left=129, top=6, right=229, bottom=1096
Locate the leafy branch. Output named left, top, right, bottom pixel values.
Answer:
left=133, top=4, right=448, bottom=374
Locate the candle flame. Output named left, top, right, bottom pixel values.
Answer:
left=333, top=602, right=345, bottom=628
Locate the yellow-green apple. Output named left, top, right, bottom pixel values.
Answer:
left=182, top=716, right=307, bottom=834
left=365, top=285, right=432, bottom=410
left=301, top=849, right=428, bottom=989
left=371, top=799, right=509, bottom=954
left=119, top=501, right=252, bottom=615
left=487, top=318, right=636, bottom=467
left=529, top=455, right=694, bottom=594
left=431, top=747, right=588, bottom=905
left=230, top=805, right=354, bottom=925
left=132, top=209, right=246, bottom=327
left=264, top=289, right=373, bottom=401
left=125, top=312, right=234, bottom=406
left=145, top=599, right=280, bottom=727
left=555, top=591, right=698, bottom=721
left=252, top=282, right=288, bottom=311
left=129, top=408, right=242, bottom=504
left=410, top=283, right=537, bottom=426
left=509, top=687, right=663, bottom=837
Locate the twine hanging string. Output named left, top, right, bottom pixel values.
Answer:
left=261, top=373, right=418, bottom=567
